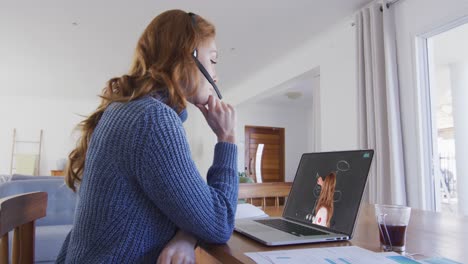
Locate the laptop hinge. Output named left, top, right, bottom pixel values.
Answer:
left=283, top=216, right=348, bottom=236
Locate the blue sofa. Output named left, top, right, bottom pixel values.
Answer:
left=0, top=177, right=77, bottom=263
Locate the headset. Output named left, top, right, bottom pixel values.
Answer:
left=188, top=12, right=223, bottom=100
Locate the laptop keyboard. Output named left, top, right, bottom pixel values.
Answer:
left=255, top=219, right=328, bottom=237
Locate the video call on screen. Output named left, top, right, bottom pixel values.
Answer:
left=283, top=150, right=373, bottom=235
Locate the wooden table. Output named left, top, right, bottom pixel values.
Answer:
left=50, top=170, right=64, bottom=176
left=199, top=204, right=468, bottom=263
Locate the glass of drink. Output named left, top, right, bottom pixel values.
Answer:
left=374, top=204, right=411, bottom=252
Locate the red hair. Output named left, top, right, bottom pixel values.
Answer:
left=65, top=10, right=215, bottom=191
left=315, top=172, right=337, bottom=227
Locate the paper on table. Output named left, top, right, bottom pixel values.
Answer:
left=420, top=257, right=463, bottom=264
left=245, top=246, right=416, bottom=264
left=235, top=203, right=269, bottom=219
left=376, top=251, right=463, bottom=264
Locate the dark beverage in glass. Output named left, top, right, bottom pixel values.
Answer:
left=379, top=224, right=407, bottom=249
left=375, top=204, right=411, bottom=252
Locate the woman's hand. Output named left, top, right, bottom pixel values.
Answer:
left=157, top=230, right=197, bottom=264
left=197, top=95, right=236, bottom=143
left=317, top=177, right=324, bottom=186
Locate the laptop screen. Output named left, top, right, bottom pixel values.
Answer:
left=283, top=150, right=374, bottom=236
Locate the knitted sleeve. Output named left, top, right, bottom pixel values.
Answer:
left=135, top=105, right=238, bottom=244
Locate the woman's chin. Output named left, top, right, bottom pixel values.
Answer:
left=187, top=98, right=208, bottom=107
left=198, top=96, right=210, bottom=106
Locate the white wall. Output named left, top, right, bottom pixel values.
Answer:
left=0, top=96, right=222, bottom=180
left=225, top=18, right=358, bottom=152
left=394, top=0, right=468, bottom=209
left=308, top=73, right=321, bottom=152
left=0, top=96, right=98, bottom=175
left=184, top=100, right=314, bottom=183
left=0, top=4, right=358, bottom=181
left=198, top=15, right=358, bottom=185
left=450, top=62, right=468, bottom=216
left=236, top=104, right=309, bottom=182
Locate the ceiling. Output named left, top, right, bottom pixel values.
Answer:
left=0, top=0, right=371, bottom=99
left=242, top=67, right=319, bottom=108
left=433, top=22, right=468, bottom=66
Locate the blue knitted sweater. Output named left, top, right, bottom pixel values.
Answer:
left=56, top=96, right=238, bottom=263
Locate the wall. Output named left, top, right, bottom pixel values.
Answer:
left=450, top=62, right=468, bottom=215
left=184, top=96, right=315, bottom=183
left=0, top=96, right=220, bottom=180
left=393, top=0, right=468, bottom=209
left=0, top=4, right=358, bottom=181
left=0, top=96, right=98, bottom=175
left=236, top=103, right=309, bottom=182
left=183, top=16, right=358, bottom=183
left=225, top=18, right=358, bottom=152
left=307, top=73, right=321, bottom=152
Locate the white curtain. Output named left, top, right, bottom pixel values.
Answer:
left=356, top=1, right=407, bottom=205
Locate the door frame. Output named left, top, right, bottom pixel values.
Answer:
left=415, top=15, right=468, bottom=211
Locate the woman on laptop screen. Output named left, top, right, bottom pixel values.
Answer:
left=313, top=172, right=337, bottom=227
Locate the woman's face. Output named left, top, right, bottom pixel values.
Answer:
left=188, top=37, right=218, bottom=105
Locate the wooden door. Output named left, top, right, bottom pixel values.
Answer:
left=244, top=126, right=285, bottom=183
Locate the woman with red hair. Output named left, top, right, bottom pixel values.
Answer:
left=313, top=172, right=337, bottom=227
left=57, top=10, right=237, bottom=263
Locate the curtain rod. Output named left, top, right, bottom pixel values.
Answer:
left=381, top=0, right=403, bottom=11
left=351, top=0, right=404, bottom=26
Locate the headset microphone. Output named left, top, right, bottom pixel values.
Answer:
left=192, top=50, right=222, bottom=99
left=189, top=12, right=223, bottom=100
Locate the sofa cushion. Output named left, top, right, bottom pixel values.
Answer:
left=0, top=174, right=12, bottom=183
left=11, top=174, right=64, bottom=181
left=36, top=225, right=72, bottom=262
left=0, top=180, right=76, bottom=226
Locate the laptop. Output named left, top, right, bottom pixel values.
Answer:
left=234, top=150, right=374, bottom=246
